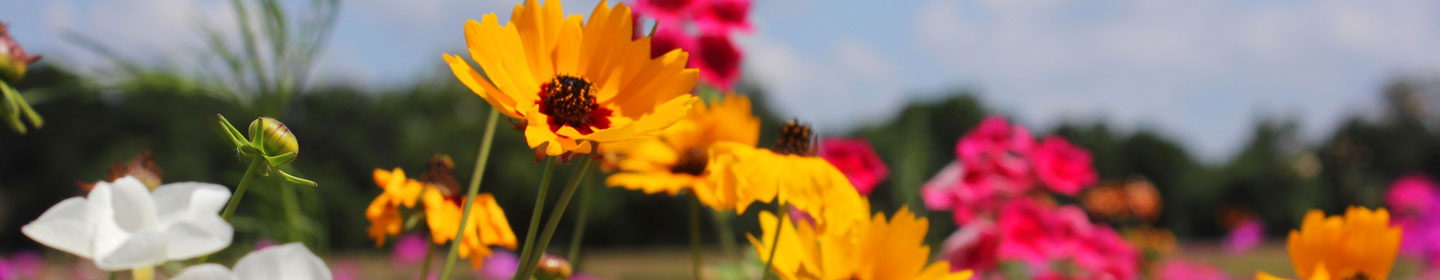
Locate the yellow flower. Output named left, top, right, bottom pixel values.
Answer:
left=748, top=206, right=974, bottom=280
left=364, top=159, right=518, bottom=269
left=713, top=120, right=868, bottom=234
left=444, top=0, right=700, bottom=157
left=604, top=94, right=759, bottom=209
left=1254, top=207, right=1401, bottom=280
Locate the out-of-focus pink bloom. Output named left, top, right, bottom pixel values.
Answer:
left=632, top=0, right=698, bottom=23
left=647, top=23, right=692, bottom=59
left=392, top=233, right=430, bottom=266
left=1160, top=259, right=1230, bottom=280
left=787, top=207, right=817, bottom=227
left=692, top=0, right=751, bottom=33
left=941, top=218, right=1000, bottom=274
left=957, top=116, right=1033, bottom=161
left=1029, top=136, right=1097, bottom=195
left=691, top=32, right=741, bottom=91
left=332, top=260, right=363, bottom=280
left=995, top=199, right=1055, bottom=265
left=254, top=239, right=276, bottom=250
left=984, top=198, right=1137, bottom=279
left=1388, top=174, right=1438, bottom=216
left=3, top=251, right=43, bottom=279
left=1073, top=226, right=1139, bottom=280
left=480, top=250, right=520, bottom=280
left=1224, top=218, right=1264, bottom=254
left=819, top=138, right=889, bottom=196
left=921, top=161, right=1006, bottom=224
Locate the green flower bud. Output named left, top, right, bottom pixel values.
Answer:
left=249, top=117, right=299, bottom=163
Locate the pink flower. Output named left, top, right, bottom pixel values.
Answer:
left=647, top=23, right=692, bottom=59
left=995, top=199, right=1057, bottom=265
left=921, top=161, right=1007, bottom=224
left=958, top=116, right=1033, bottom=161
left=989, top=199, right=1138, bottom=279
left=691, top=32, right=741, bottom=90
left=1224, top=218, right=1264, bottom=254
left=480, top=250, right=519, bottom=280
left=819, top=138, right=890, bottom=196
left=941, top=218, right=1000, bottom=274
left=1388, top=174, right=1439, bottom=216
left=692, top=0, right=752, bottom=33
left=1029, top=136, right=1097, bottom=195
left=391, top=233, right=430, bottom=266
left=632, top=0, right=699, bottom=23
left=1160, top=260, right=1230, bottom=280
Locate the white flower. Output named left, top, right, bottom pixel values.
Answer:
left=21, top=176, right=233, bottom=271
left=172, top=243, right=332, bottom=280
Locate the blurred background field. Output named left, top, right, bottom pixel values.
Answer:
left=3, top=0, right=1440, bottom=279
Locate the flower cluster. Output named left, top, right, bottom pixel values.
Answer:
left=943, top=198, right=1139, bottom=278
left=632, top=0, right=748, bottom=90
left=923, top=116, right=1099, bottom=224
left=1387, top=174, right=1440, bottom=266
left=366, top=156, right=517, bottom=269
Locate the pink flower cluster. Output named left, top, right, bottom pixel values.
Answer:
left=1387, top=174, right=1440, bottom=265
left=923, top=116, right=1099, bottom=224
left=818, top=138, right=889, bottom=196
left=632, top=0, right=749, bottom=90
left=942, top=199, right=1139, bottom=278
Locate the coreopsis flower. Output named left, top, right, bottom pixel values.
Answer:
left=171, top=243, right=331, bottom=280
left=749, top=207, right=974, bottom=280
left=1255, top=207, right=1401, bottom=280
left=0, top=22, right=42, bottom=83
left=818, top=138, right=889, bottom=196
left=1029, top=136, right=1097, bottom=195
left=21, top=177, right=233, bottom=271
left=444, top=0, right=701, bottom=157
left=604, top=94, right=759, bottom=209
left=712, top=120, right=869, bottom=234
left=366, top=156, right=518, bottom=269
left=691, top=0, right=751, bottom=33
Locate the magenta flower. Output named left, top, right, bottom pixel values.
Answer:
left=692, top=0, right=752, bottom=33
left=1160, top=260, right=1230, bottom=280
left=957, top=116, right=1033, bottom=161
left=632, top=0, right=699, bottom=23
left=1224, top=218, right=1264, bottom=254
left=647, top=23, right=691, bottom=59
left=391, top=233, right=429, bottom=266
left=1029, top=136, right=1097, bottom=195
left=691, top=32, right=741, bottom=90
left=985, top=198, right=1138, bottom=279
left=479, top=250, right=519, bottom=280
left=940, top=218, right=1000, bottom=274
left=1388, top=174, right=1439, bottom=216
left=819, top=138, right=890, bottom=196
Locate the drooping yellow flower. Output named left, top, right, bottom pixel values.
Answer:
left=364, top=157, right=518, bottom=269
left=604, top=94, right=759, bottom=209
left=1253, top=207, right=1401, bottom=280
left=713, top=120, right=869, bottom=234
left=748, top=206, right=974, bottom=280
left=444, top=0, right=700, bottom=157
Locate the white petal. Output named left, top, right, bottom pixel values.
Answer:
left=92, top=228, right=168, bottom=271
left=171, top=263, right=238, bottom=280
left=92, top=178, right=159, bottom=232
left=21, top=197, right=94, bottom=258
left=152, top=182, right=231, bottom=223
left=233, top=243, right=331, bottom=280
left=161, top=214, right=233, bottom=260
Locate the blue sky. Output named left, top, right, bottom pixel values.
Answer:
left=4, top=0, right=1440, bottom=161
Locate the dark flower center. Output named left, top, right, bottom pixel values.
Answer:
left=773, top=120, right=813, bottom=156
left=670, top=148, right=708, bottom=176
left=421, top=155, right=462, bottom=198
left=537, top=75, right=612, bottom=135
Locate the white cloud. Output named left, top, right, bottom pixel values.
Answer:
left=738, top=33, right=908, bottom=135
left=912, top=0, right=1440, bottom=160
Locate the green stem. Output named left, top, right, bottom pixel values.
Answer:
left=516, top=157, right=593, bottom=280
left=513, top=159, right=558, bottom=279
left=419, top=238, right=436, bottom=280
left=711, top=209, right=737, bottom=260
left=689, top=198, right=703, bottom=280
left=279, top=183, right=304, bottom=242
left=564, top=180, right=592, bottom=265
left=761, top=204, right=787, bottom=280
left=221, top=157, right=266, bottom=222
left=438, top=110, right=502, bottom=279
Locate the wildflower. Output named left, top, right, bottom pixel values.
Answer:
left=691, top=0, right=752, bottom=33
left=632, top=0, right=698, bottom=23
left=1029, top=136, right=1097, bottom=195
left=0, top=22, right=41, bottom=83
left=939, top=218, right=999, bottom=274
left=444, top=0, right=701, bottom=157
left=979, top=198, right=1138, bottom=279
left=713, top=120, right=868, bottom=234
left=1256, top=207, right=1402, bottom=280
left=691, top=32, right=741, bottom=91
left=818, top=137, right=889, bottom=196
left=172, top=243, right=331, bottom=280
left=1081, top=177, right=1162, bottom=222
left=391, top=233, right=429, bottom=266
left=749, top=207, right=974, bottom=280
left=365, top=156, right=518, bottom=269
left=21, top=177, right=233, bottom=271
left=1225, top=218, right=1264, bottom=254
left=1387, top=175, right=1440, bottom=263
left=604, top=94, right=759, bottom=209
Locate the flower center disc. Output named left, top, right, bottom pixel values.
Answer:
left=670, top=148, right=708, bottom=176
left=773, top=120, right=814, bottom=156
left=538, top=75, right=612, bottom=135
